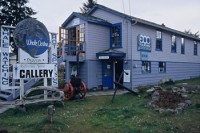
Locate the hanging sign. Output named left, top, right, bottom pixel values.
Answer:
left=0, top=26, right=10, bottom=89
left=13, top=64, right=55, bottom=79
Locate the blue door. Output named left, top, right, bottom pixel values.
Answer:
left=102, top=62, right=113, bottom=89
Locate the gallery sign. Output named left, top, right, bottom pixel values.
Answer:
left=13, top=18, right=50, bottom=63
left=137, top=34, right=151, bottom=52
left=13, top=64, right=55, bottom=79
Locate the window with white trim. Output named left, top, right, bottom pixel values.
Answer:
left=181, top=38, right=185, bottom=54
left=156, top=31, right=162, bottom=51
left=158, top=62, right=166, bottom=73
left=142, top=61, right=151, bottom=73
left=171, top=35, right=176, bottom=53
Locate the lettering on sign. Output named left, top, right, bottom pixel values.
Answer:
left=99, top=56, right=109, bottom=59
left=13, top=64, right=55, bottom=79
left=1, top=27, right=10, bottom=88
left=137, top=34, right=151, bottom=51
left=50, top=33, right=58, bottom=87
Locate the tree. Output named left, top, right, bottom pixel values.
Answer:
left=184, top=29, right=199, bottom=38
left=0, top=0, right=36, bottom=54
left=80, top=0, right=97, bottom=14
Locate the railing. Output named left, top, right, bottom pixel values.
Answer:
left=65, top=43, right=84, bottom=56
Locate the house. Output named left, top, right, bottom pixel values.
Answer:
left=59, top=4, right=200, bottom=90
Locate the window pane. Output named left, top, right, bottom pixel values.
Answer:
left=142, top=61, right=151, bottom=73
left=194, top=41, right=197, bottom=55
left=159, top=62, right=166, bottom=73
left=156, top=31, right=162, bottom=50
left=171, top=35, right=176, bottom=53
left=156, top=31, right=161, bottom=39
left=181, top=38, right=185, bottom=54
left=111, top=24, right=121, bottom=48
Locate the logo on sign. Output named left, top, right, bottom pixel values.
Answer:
left=25, top=31, right=49, bottom=57
left=137, top=34, right=151, bottom=51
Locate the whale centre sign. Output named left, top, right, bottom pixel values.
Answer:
left=14, top=18, right=50, bottom=64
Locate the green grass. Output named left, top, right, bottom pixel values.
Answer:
left=0, top=78, right=200, bottom=133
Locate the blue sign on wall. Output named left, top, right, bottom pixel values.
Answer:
left=140, top=51, right=149, bottom=60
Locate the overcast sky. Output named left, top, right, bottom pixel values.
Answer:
left=28, top=0, right=200, bottom=34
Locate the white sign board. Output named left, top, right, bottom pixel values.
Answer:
left=123, top=70, right=131, bottom=83
left=0, top=26, right=10, bottom=89
left=19, top=48, right=48, bottom=64
left=98, top=56, right=109, bottom=59
left=13, top=64, right=55, bottom=79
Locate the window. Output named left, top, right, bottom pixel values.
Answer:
left=181, top=38, right=185, bottom=54
left=65, top=24, right=85, bottom=55
left=156, top=31, right=162, bottom=50
left=158, top=62, right=166, bottom=73
left=171, top=35, right=176, bottom=53
left=111, top=23, right=122, bottom=48
left=142, top=61, right=151, bottom=73
left=194, top=41, right=198, bottom=56
left=79, top=24, right=85, bottom=43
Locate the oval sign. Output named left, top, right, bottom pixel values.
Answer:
left=14, top=18, right=50, bottom=58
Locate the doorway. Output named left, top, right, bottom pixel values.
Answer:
left=115, top=60, right=123, bottom=84
left=102, top=61, right=113, bottom=89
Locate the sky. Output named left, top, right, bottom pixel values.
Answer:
left=28, top=0, right=200, bottom=34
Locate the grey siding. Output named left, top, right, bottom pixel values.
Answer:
left=131, top=24, right=200, bottom=63
left=131, top=60, right=200, bottom=88
left=91, top=9, right=132, bottom=60
left=65, top=17, right=86, bottom=28
left=86, top=23, right=110, bottom=60
left=86, top=60, right=102, bottom=89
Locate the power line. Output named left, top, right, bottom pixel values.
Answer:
left=122, top=0, right=125, bottom=14
left=129, top=0, right=132, bottom=16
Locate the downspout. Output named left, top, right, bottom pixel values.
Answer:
left=131, top=19, right=137, bottom=89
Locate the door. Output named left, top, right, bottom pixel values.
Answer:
left=102, top=62, right=113, bottom=89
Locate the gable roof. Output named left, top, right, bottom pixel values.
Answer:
left=88, top=4, right=200, bottom=41
left=62, top=12, right=111, bottom=27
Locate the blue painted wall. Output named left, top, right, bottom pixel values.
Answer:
left=63, top=7, right=200, bottom=90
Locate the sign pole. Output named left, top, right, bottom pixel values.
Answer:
left=44, top=78, right=47, bottom=100
left=20, top=79, right=24, bottom=100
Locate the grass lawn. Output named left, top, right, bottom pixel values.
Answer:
left=0, top=78, right=200, bottom=133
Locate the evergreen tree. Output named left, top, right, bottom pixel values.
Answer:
left=0, top=0, right=36, bottom=54
left=184, top=29, right=199, bottom=38
left=80, top=0, right=97, bottom=14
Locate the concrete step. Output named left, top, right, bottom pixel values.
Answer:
left=0, top=93, right=10, bottom=100
left=0, top=90, right=12, bottom=95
